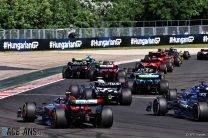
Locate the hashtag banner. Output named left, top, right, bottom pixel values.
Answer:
left=0, top=34, right=208, bottom=51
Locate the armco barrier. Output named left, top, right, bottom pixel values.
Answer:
left=0, top=34, right=208, bottom=51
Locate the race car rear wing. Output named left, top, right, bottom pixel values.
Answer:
left=69, top=99, right=104, bottom=105
left=96, top=64, right=117, bottom=69
left=136, top=74, right=160, bottom=79
left=70, top=62, right=88, bottom=66
left=201, top=49, right=208, bottom=52
left=96, top=82, right=121, bottom=87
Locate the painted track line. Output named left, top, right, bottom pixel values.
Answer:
left=0, top=59, right=140, bottom=100
left=0, top=74, right=63, bottom=100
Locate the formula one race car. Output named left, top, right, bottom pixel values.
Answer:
left=146, top=82, right=208, bottom=121
left=197, top=49, right=208, bottom=60
left=159, top=48, right=191, bottom=61
left=147, top=52, right=174, bottom=72
left=82, top=79, right=132, bottom=105
left=88, top=61, right=126, bottom=81
left=17, top=92, right=113, bottom=128
left=135, top=57, right=168, bottom=74
left=62, top=56, right=96, bottom=79
left=128, top=67, right=168, bottom=95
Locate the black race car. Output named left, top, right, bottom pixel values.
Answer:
left=197, top=49, right=208, bottom=60
left=82, top=79, right=132, bottom=105
left=62, top=57, right=95, bottom=79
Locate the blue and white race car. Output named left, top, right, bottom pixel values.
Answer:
left=128, top=68, right=169, bottom=95
left=82, top=79, right=132, bottom=105
left=146, top=82, right=208, bottom=121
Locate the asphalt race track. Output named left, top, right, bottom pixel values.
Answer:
left=0, top=55, right=208, bottom=138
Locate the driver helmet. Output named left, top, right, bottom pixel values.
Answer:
left=82, top=60, right=87, bottom=64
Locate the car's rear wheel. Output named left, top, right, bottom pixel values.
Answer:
left=166, top=62, right=173, bottom=72
left=62, top=66, right=71, bottom=79
left=127, top=79, right=134, bottom=92
left=183, top=51, right=190, bottom=60
left=22, top=102, right=36, bottom=122
left=197, top=52, right=202, bottom=60
left=69, top=85, right=79, bottom=98
left=159, top=80, right=169, bottom=94
left=98, top=107, right=113, bottom=128
left=193, top=102, right=208, bottom=121
left=51, top=108, right=68, bottom=128
left=117, top=70, right=126, bottom=77
left=165, top=89, right=177, bottom=101
left=118, top=76, right=126, bottom=84
left=88, top=69, right=97, bottom=81
left=159, top=64, right=167, bottom=74
left=135, top=62, right=141, bottom=70
left=119, top=88, right=132, bottom=105
left=153, top=97, right=168, bottom=115
left=174, top=58, right=181, bottom=67
left=84, top=88, right=93, bottom=99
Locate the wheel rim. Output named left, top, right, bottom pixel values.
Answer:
left=193, top=104, right=199, bottom=120
left=153, top=99, right=159, bottom=114
left=22, top=104, right=27, bottom=118
left=51, top=111, right=57, bottom=127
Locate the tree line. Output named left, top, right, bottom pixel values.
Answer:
left=0, top=0, right=207, bottom=29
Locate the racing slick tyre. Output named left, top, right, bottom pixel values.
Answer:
left=159, top=64, right=167, bottom=74
left=88, top=69, right=97, bottom=81
left=183, top=51, right=190, bottom=60
left=159, top=72, right=165, bottom=79
left=165, top=89, right=177, bottom=101
left=166, top=62, right=173, bottom=72
left=132, top=82, right=142, bottom=94
left=84, top=88, right=93, bottom=99
left=127, top=79, right=134, bottom=92
left=51, top=108, right=68, bottom=128
left=174, top=58, right=181, bottom=67
left=135, top=62, right=141, bottom=70
left=118, top=76, right=126, bottom=84
left=98, top=107, right=113, bottom=128
left=153, top=97, right=168, bottom=116
left=197, top=52, right=202, bottom=60
left=117, top=70, right=126, bottom=77
left=119, top=88, right=132, bottom=105
left=159, top=80, right=169, bottom=94
left=62, top=66, right=71, bottom=79
left=69, top=85, right=79, bottom=98
left=193, top=102, right=208, bottom=121
left=22, top=102, right=36, bottom=122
